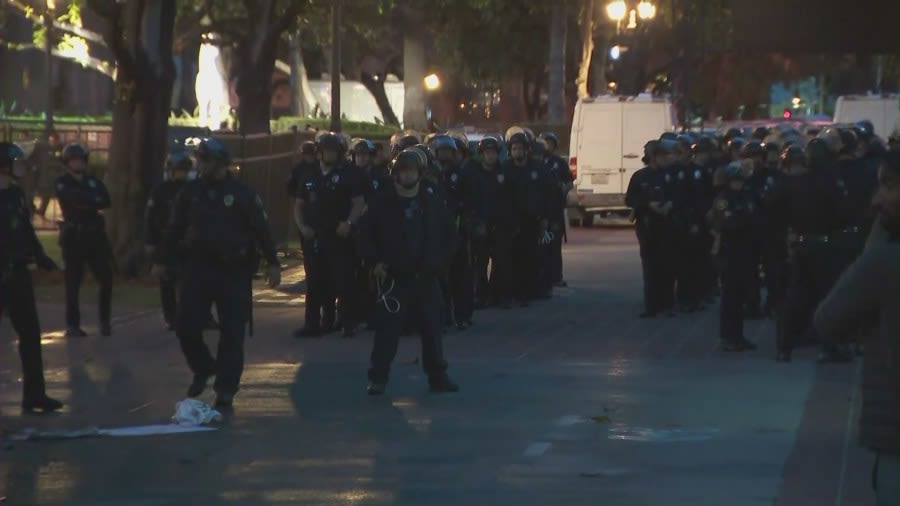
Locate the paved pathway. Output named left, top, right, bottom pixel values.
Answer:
left=0, top=228, right=874, bottom=505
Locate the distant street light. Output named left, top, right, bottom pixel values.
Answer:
left=637, top=1, right=657, bottom=20
left=605, top=1, right=627, bottom=21
left=424, top=73, right=441, bottom=91
left=610, top=45, right=622, bottom=60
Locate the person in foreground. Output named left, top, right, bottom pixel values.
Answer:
left=813, top=147, right=900, bottom=506
left=359, top=148, right=459, bottom=396
left=153, top=138, right=281, bottom=408
left=0, top=142, right=63, bottom=412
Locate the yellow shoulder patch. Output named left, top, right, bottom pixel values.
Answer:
left=715, top=199, right=728, bottom=211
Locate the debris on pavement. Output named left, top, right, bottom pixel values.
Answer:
left=172, top=398, right=222, bottom=426
left=608, top=426, right=720, bottom=442
left=590, top=415, right=611, bottom=424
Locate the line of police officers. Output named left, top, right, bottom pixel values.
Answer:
left=286, top=128, right=572, bottom=336
left=628, top=121, right=883, bottom=361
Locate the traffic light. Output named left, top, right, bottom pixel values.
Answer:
left=782, top=108, right=792, bottom=119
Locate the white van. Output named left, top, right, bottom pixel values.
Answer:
left=567, top=95, right=675, bottom=225
left=833, top=95, right=899, bottom=140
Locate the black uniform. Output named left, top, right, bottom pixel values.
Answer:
left=767, top=169, right=844, bottom=355
left=296, top=163, right=365, bottom=333
left=508, top=158, right=555, bottom=302
left=440, top=161, right=481, bottom=325
left=162, top=173, right=279, bottom=398
left=625, top=166, right=675, bottom=315
left=670, top=162, right=710, bottom=311
left=356, top=164, right=393, bottom=328
left=359, top=184, right=457, bottom=386
left=543, top=154, right=573, bottom=287
left=709, top=187, right=757, bottom=349
left=0, top=184, right=55, bottom=402
left=745, top=166, right=784, bottom=314
left=54, top=172, right=113, bottom=331
left=834, top=156, right=878, bottom=261
left=144, top=179, right=187, bottom=327
left=473, top=162, right=517, bottom=306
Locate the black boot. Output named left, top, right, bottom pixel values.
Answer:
left=22, top=395, right=64, bottom=413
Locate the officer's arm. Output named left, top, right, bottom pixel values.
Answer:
left=357, top=203, right=379, bottom=268
left=293, top=198, right=305, bottom=230
left=346, top=168, right=366, bottom=224
left=624, top=173, right=645, bottom=208
left=247, top=192, right=280, bottom=266
left=92, top=178, right=112, bottom=210
left=160, top=186, right=190, bottom=266
left=20, top=189, right=49, bottom=260
left=143, top=188, right=160, bottom=247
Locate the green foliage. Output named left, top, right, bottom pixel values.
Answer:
left=271, top=117, right=396, bottom=136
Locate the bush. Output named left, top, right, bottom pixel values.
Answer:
left=271, top=116, right=397, bottom=138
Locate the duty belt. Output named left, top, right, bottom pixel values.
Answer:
left=788, top=232, right=829, bottom=243
left=839, top=226, right=862, bottom=234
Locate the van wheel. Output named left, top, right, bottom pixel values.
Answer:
left=583, top=213, right=595, bottom=227
left=569, top=218, right=582, bottom=227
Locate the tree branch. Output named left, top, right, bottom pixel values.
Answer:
left=9, top=0, right=106, bottom=45
left=2, top=41, right=114, bottom=77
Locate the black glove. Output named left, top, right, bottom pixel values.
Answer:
left=36, top=254, right=59, bottom=271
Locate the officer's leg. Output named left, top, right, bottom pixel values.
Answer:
left=368, top=279, right=410, bottom=385
left=330, top=246, right=359, bottom=337
left=160, top=275, right=178, bottom=327
left=212, top=273, right=251, bottom=398
left=86, top=234, right=114, bottom=328
left=62, top=237, right=85, bottom=328
left=473, top=236, right=490, bottom=306
left=492, top=230, right=514, bottom=306
left=552, top=212, right=565, bottom=284
left=175, top=267, right=216, bottom=378
left=5, top=267, right=48, bottom=400
left=303, top=244, right=324, bottom=330
left=414, top=277, right=450, bottom=383
left=637, top=232, right=657, bottom=315
left=719, top=255, right=742, bottom=346
left=450, top=239, right=474, bottom=323
left=745, top=239, right=762, bottom=314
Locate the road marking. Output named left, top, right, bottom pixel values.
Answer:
left=523, top=442, right=551, bottom=457
left=835, top=360, right=862, bottom=506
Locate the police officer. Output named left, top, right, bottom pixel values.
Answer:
left=539, top=132, right=573, bottom=289
left=708, top=161, right=759, bottom=352
left=741, top=140, right=779, bottom=317
left=292, top=133, right=366, bottom=338
left=472, top=137, right=517, bottom=308
left=834, top=127, right=878, bottom=256
left=360, top=148, right=459, bottom=396
left=55, top=143, right=113, bottom=337
left=669, top=140, right=710, bottom=312
left=144, top=151, right=193, bottom=330
left=433, top=135, right=480, bottom=328
left=690, top=137, right=719, bottom=302
left=767, top=139, right=846, bottom=362
left=626, top=140, right=674, bottom=317
left=505, top=129, right=555, bottom=305
left=286, top=141, right=318, bottom=200
left=0, top=142, right=63, bottom=412
left=153, top=138, right=281, bottom=407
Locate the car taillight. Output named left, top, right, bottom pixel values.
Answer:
left=569, top=156, right=577, bottom=179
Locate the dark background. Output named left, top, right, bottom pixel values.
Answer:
left=731, top=0, right=899, bottom=52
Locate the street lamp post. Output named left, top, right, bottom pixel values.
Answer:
left=604, top=1, right=655, bottom=96
left=44, top=0, right=55, bottom=139
left=423, top=73, right=441, bottom=132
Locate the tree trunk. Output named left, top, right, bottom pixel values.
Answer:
left=236, top=71, right=273, bottom=134
left=547, top=2, right=567, bottom=123
left=361, top=71, right=401, bottom=126
left=575, top=0, right=595, bottom=99
left=98, top=0, right=176, bottom=273
left=288, top=31, right=317, bottom=117
left=402, top=33, right=427, bottom=131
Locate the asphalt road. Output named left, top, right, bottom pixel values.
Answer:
left=0, top=227, right=875, bottom=506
